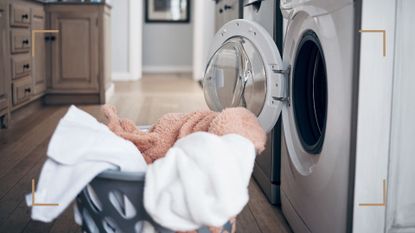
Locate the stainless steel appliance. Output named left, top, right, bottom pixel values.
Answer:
left=214, top=0, right=243, bottom=31
left=244, top=0, right=283, bottom=204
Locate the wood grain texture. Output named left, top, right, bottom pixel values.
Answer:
left=0, top=75, right=291, bottom=233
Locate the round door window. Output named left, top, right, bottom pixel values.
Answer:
left=203, top=36, right=267, bottom=116
left=292, top=31, right=328, bottom=154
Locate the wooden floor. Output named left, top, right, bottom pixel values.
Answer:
left=0, top=74, right=292, bottom=233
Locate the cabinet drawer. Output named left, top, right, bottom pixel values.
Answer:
left=12, top=76, right=32, bottom=105
left=10, top=29, right=31, bottom=53
left=11, top=55, right=32, bottom=79
left=10, top=4, right=31, bottom=27
left=32, top=7, right=45, bottom=20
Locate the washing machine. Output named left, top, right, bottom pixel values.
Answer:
left=203, top=0, right=357, bottom=232
left=243, top=0, right=284, bottom=205
left=214, top=0, right=243, bottom=32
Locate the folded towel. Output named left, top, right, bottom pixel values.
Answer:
left=26, top=105, right=147, bottom=222
left=143, top=132, right=255, bottom=231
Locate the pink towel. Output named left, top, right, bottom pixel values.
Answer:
left=102, top=105, right=266, bottom=163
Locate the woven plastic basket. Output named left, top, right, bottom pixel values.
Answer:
left=76, top=168, right=234, bottom=233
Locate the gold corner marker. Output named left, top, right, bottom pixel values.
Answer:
left=359, top=29, right=386, bottom=57
left=31, top=30, right=59, bottom=57
left=359, top=179, right=387, bottom=207
left=31, top=178, right=59, bottom=207
left=31, top=179, right=35, bottom=204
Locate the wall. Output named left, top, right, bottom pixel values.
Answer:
left=385, top=0, right=415, bottom=232
left=111, top=0, right=129, bottom=73
left=352, top=0, right=397, bottom=232
left=142, top=18, right=193, bottom=73
left=111, top=0, right=142, bottom=81
left=192, top=0, right=215, bottom=80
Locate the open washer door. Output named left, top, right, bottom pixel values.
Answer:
left=203, top=19, right=287, bottom=133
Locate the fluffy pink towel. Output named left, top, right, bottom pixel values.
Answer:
left=102, top=105, right=266, bottom=163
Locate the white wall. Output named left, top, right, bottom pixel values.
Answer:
left=352, top=0, right=397, bottom=232
left=142, top=22, right=193, bottom=73
left=192, top=0, right=215, bottom=80
left=142, top=0, right=194, bottom=74
left=111, top=0, right=129, bottom=73
left=385, top=1, right=415, bottom=232
left=111, top=0, right=142, bottom=81
left=111, top=0, right=214, bottom=78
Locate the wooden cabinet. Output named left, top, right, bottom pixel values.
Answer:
left=0, top=1, right=111, bottom=121
left=11, top=54, right=31, bottom=79
left=12, top=76, right=32, bottom=105
left=10, top=28, right=31, bottom=53
left=10, top=3, right=31, bottom=27
left=8, top=2, right=33, bottom=109
left=45, top=4, right=111, bottom=104
left=49, top=8, right=99, bottom=92
left=0, top=0, right=10, bottom=127
left=31, top=6, right=46, bottom=95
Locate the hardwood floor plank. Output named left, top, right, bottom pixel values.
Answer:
left=248, top=180, right=292, bottom=233
left=237, top=205, right=263, bottom=233
left=0, top=140, right=49, bottom=225
left=0, top=107, right=60, bottom=145
left=0, top=107, right=67, bottom=179
left=48, top=204, right=82, bottom=233
left=0, top=200, right=32, bottom=233
left=21, top=220, right=55, bottom=233
left=0, top=138, right=50, bottom=199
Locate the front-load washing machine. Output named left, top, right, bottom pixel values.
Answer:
left=203, top=0, right=357, bottom=232
left=243, top=0, right=285, bottom=205
left=280, top=0, right=356, bottom=232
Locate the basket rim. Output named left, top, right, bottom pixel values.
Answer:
left=97, top=169, right=146, bottom=181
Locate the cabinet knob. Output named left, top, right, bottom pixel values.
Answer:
left=24, top=88, right=31, bottom=93
left=23, top=64, right=30, bottom=69
left=21, top=14, right=29, bottom=19
left=22, top=39, right=29, bottom=45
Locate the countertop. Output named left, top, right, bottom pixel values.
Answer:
left=31, top=0, right=111, bottom=7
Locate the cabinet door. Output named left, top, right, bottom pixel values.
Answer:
left=0, top=2, right=8, bottom=111
left=32, top=7, right=46, bottom=95
left=50, top=10, right=99, bottom=92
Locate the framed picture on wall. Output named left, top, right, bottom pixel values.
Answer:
left=145, top=0, right=190, bottom=23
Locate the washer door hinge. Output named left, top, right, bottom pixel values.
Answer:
left=272, top=65, right=291, bottom=76
left=272, top=65, right=291, bottom=105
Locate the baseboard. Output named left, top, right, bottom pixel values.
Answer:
left=142, top=65, right=193, bottom=74
left=112, top=72, right=141, bottom=81
left=43, top=93, right=101, bottom=105
left=105, top=83, right=115, bottom=103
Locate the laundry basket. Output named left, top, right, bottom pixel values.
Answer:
left=76, top=170, right=235, bottom=233
left=75, top=124, right=235, bottom=233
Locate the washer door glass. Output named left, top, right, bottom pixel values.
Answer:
left=203, top=36, right=267, bottom=116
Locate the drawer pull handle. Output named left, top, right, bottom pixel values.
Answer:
left=21, top=14, right=29, bottom=19
left=45, top=35, right=56, bottom=42
left=22, top=39, right=29, bottom=45
left=24, top=88, right=31, bottom=93
left=23, top=64, right=30, bottom=69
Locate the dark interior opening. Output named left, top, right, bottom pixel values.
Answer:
left=292, top=31, right=327, bottom=154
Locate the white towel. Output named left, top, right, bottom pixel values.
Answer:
left=26, top=105, right=147, bottom=222
left=144, top=132, right=255, bottom=231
